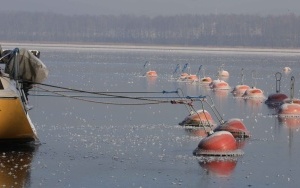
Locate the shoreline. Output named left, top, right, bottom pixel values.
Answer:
left=2, top=42, right=300, bottom=54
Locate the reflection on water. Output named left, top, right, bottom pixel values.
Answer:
left=200, top=160, right=237, bottom=177
left=278, top=117, right=300, bottom=129
left=198, top=157, right=239, bottom=177
left=146, top=76, right=157, bottom=86
left=0, top=143, right=38, bottom=188
left=213, top=90, right=229, bottom=99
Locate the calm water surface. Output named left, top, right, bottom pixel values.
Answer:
left=2, top=44, right=300, bottom=188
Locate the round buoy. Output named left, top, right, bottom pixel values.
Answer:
left=265, top=72, right=287, bottom=107
left=214, top=118, right=250, bottom=138
left=278, top=103, right=300, bottom=118
left=193, top=131, right=244, bottom=156
left=283, top=67, right=291, bottom=72
left=283, top=98, right=300, bottom=105
left=242, top=87, right=265, bottom=99
left=186, top=74, right=198, bottom=82
left=231, top=84, right=250, bottom=97
left=179, top=72, right=189, bottom=80
left=265, top=93, right=288, bottom=107
left=209, top=79, right=231, bottom=90
left=146, top=70, right=158, bottom=77
left=179, top=110, right=215, bottom=127
left=200, top=76, right=212, bottom=84
left=219, top=70, right=229, bottom=77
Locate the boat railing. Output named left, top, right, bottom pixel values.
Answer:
left=1, top=48, right=31, bottom=112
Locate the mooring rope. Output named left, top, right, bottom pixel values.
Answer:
left=21, top=80, right=205, bottom=106
left=35, top=86, right=169, bottom=105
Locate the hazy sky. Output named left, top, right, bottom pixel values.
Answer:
left=2, top=0, right=299, bottom=16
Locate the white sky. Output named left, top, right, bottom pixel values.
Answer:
left=1, top=0, right=299, bottom=16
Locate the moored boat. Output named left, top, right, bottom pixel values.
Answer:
left=0, top=47, right=48, bottom=143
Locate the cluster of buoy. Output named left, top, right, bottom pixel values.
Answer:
left=164, top=65, right=299, bottom=176
left=231, top=69, right=265, bottom=100
left=264, top=74, right=300, bottom=119
left=177, top=94, right=249, bottom=159
left=141, top=62, right=297, bottom=160
left=255, top=71, right=300, bottom=131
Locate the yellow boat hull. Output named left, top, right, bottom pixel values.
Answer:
left=0, top=97, right=37, bottom=142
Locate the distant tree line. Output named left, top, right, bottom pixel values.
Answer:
left=1, top=12, right=300, bottom=48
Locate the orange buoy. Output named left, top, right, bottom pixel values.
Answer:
left=209, top=79, right=231, bottom=90
left=232, top=68, right=249, bottom=97
left=214, top=118, right=250, bottom=138
left=146, top=70, right=158, bottom=77
left=218, top=64, right=229, bottom=77
left=193, top=131, right=244, bottom=156
left=242, top=87, right=265, bottom=99
left=231, top=84, right=250, bottom=97
left=179, top=72, right=189, bottom=79
left=179, top=110, right=215, bottom=127
left=186, top=74, right=199, bottom=82
left=278, top=103, right=300, bottom=118
left=283, top=98, right=300, bottom=105
left=200, top=76, right=212, bottom=84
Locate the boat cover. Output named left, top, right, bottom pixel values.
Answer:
left=4, top=48, right=48, bottom=83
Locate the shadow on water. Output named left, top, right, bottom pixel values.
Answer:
left=0, top=142, right=39, bottom=188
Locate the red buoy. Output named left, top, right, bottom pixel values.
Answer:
left=146, top=70, right=158, bottom=77
left=200, top=76, right=212, bottom=84
left=214, top=118, right=250, bottom=138
left=186, top=74, right=198, bottom=82
left=231, top=84, right=250, bottom=97
left=278, top=103, right=300, bottom=118
left=283, top=98, right=300, bottom=105
left=242, top=87, right=265, bottom=99
left=209, top=79, right=231, bottom=90
left=193, top=131, right=244, bottom=156
left=179, top=110, right=215, bottom=127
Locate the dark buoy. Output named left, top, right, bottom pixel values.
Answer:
left=265, top=93, right=288, bottom=106
left=265, top=72, right=288, bottom=107
left=214, top=118, right=250, bottom=138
